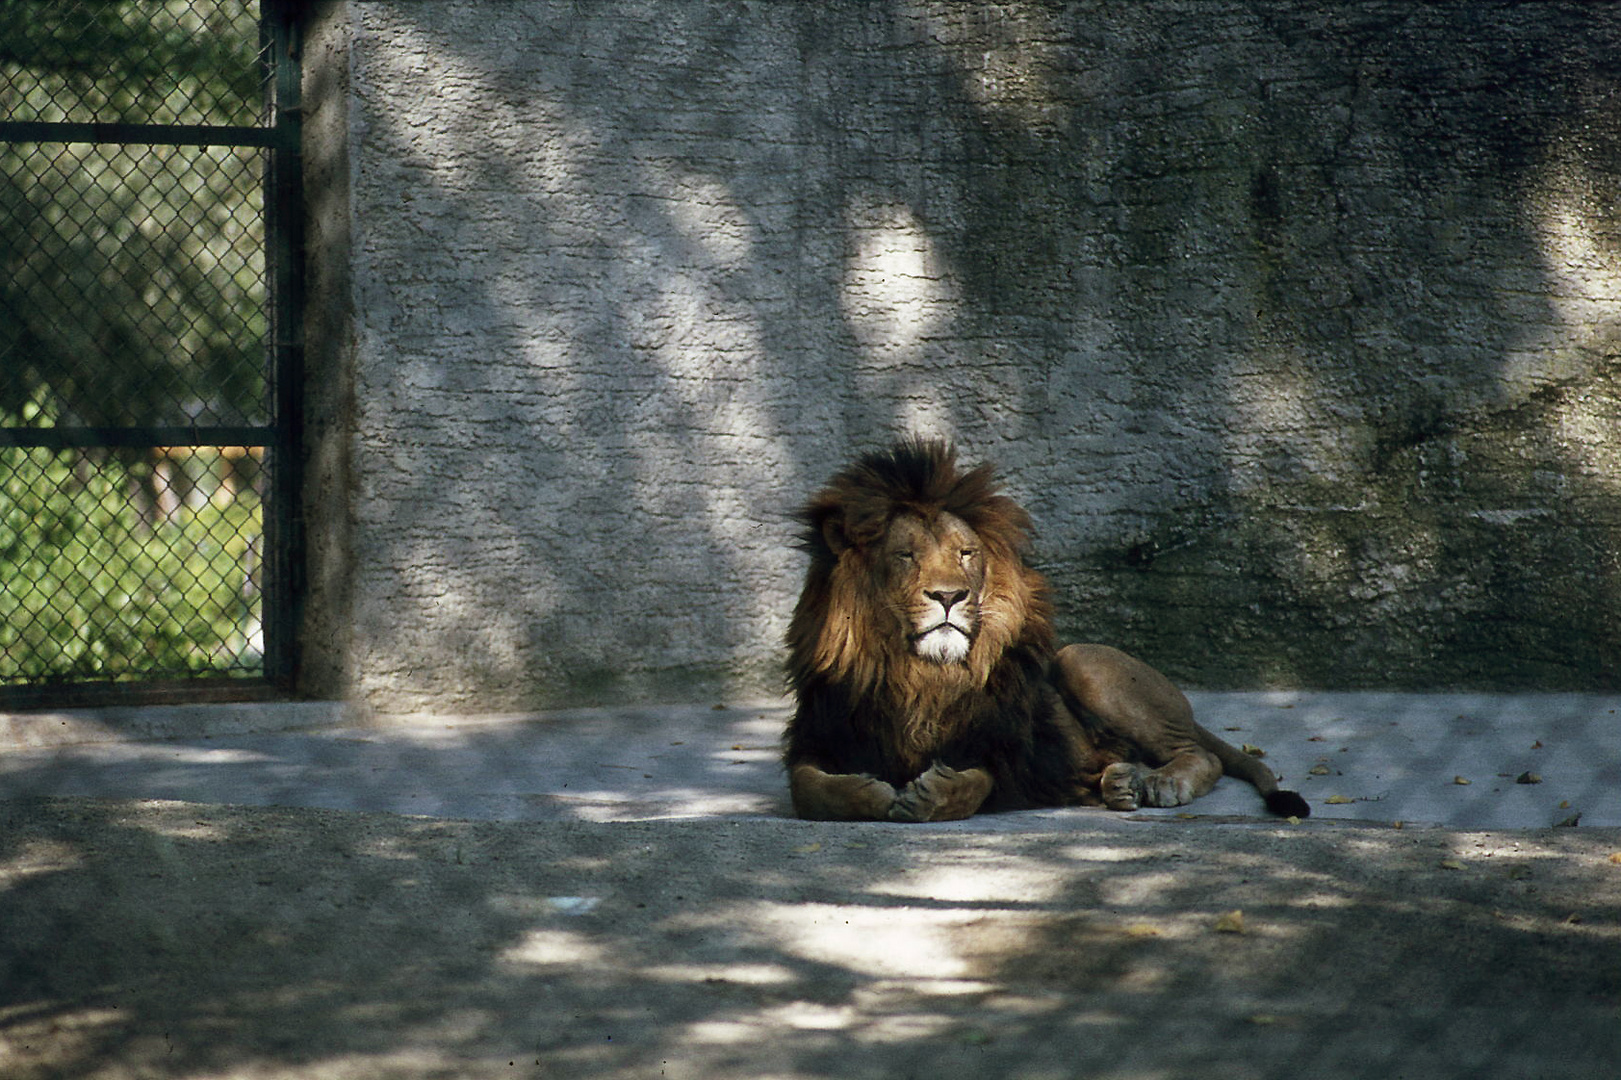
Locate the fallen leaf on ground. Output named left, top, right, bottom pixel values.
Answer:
left=1308, top=764, right=1331, bottom=776
left=1325, top=795, right=1354, bottom=805
left=1123, top=922, right=1161, bottom=938
left=1242, top=744, right=1266, bottom=757
left=1214, top=910, right=1245, bottom=934
left=1515, top=772, right=1542, bottom=784
left=792, top=842, right=822, bottom=854
left=1439, top=859, right=1464, bottom=870
left=1607, top=852, right=1621, bottom=865
left=1453, top=776, right=1471, bottom=785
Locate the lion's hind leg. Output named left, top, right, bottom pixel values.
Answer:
left=1053, top=643, right=1223, bottom=811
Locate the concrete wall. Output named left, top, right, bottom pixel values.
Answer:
left=300, top=1, right=1621, bottom=713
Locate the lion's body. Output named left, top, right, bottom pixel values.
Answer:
left=784, top=439, right=1309, bottom=823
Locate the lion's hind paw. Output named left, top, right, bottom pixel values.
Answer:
left=1102, top=762, right=1196, bottom=810
left=1100, top=761, right=1147, bottom=811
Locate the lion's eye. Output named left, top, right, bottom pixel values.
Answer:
left=960, top=548, right=979, bottom=561
left=894, top=551, right=915, bottom=563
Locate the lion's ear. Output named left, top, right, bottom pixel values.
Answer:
left=821, top=512, right=853, bottom=556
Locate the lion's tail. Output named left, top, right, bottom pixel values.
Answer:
left=1197, top=727, right=1311, bottom=818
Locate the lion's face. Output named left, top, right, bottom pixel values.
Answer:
left=788, top=438, right=1053, bottom=698
left=878, top=512, right=986, bottom=665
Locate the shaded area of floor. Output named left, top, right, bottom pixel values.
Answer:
left=2, top=798, right=1618, bottom=1080
left=3, top=694, right=1619, bottom=1078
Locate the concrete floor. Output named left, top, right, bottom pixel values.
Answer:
left=2, top=691, right=1617, bottom=828
left=3, top=694, right=1619, bottom=1079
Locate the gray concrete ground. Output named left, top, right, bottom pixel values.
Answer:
left=2, top=693, right=1619, bottom=1079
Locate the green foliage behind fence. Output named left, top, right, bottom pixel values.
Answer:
left=0, top=405, right=262, bottom=685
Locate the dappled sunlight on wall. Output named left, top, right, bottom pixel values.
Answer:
left=840, top=194, right=964, bottom=437
left=337, top=8, right=811, bottom=709
left=908, top=0, right=1070, bottom=136
left=303, top=1, right=1621, bottom=710
left=1526, top=122, right=1621, bottom=488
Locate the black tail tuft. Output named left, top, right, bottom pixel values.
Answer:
left=1265, top=789, right=1311, bottom=818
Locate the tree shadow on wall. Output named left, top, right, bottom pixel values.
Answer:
left=328, top=2, right=1621, bottom=712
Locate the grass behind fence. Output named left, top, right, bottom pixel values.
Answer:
left=1, top=415, right=262, bottom=686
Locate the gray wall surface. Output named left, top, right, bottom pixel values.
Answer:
left=300, top=1, right=1621, bottom=713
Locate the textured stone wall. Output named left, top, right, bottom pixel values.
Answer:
left=301, top=1, right=1621, bottom=712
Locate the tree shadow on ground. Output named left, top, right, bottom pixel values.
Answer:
left=3, top=797, right=1617, bottom=1078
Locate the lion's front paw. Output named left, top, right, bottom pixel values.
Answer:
left=888, top=763, right=993, bottom=823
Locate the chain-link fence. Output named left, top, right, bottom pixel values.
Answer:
left=0, top=1, right=300, bottom=704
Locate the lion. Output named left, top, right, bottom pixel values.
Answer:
left=784, top=438, right=1310, bottom=823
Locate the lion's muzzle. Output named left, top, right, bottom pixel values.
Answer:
left=911, top=588, right=977, bottom=664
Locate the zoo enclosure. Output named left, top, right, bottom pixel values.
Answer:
left=0, top=1, right=303, bottom=705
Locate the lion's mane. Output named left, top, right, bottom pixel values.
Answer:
left=784, top=439, right=1088, bottom=809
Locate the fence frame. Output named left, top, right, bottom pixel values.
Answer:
left=0, top=0, right=304, bottom=707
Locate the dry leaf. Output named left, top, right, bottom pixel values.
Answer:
left=1308, top=764, right=1331, bottom=776
left=1325, top=795, right=1354, bottom=805
left=1607, top=852, right=1621, bottom=865
left=1515, top=772, right=1542, bottom=785
left=1531, top=740, right=1543, bottom=749
left=1392, top=820, right=1405, bottom=829
left=1559, top=800, right=1571, bottom=809
left=1242, top=744, right=1266, bottom=757
left=1285, top=815, right=1302, bottom=825
left=1453, top=776, right=1471, bottom=785
left=1439, top=859, right=1464, bottom=870
left=1214, top=910, right=1245, bottom=934
left=792, top=842, right=822, bottom=855
left=1123, top=922, right=1161, bottom=938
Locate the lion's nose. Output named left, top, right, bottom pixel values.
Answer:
left=926, top=588, right=970, bottom=613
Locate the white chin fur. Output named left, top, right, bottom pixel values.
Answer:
left=914, top=627, right=971, bottom=665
